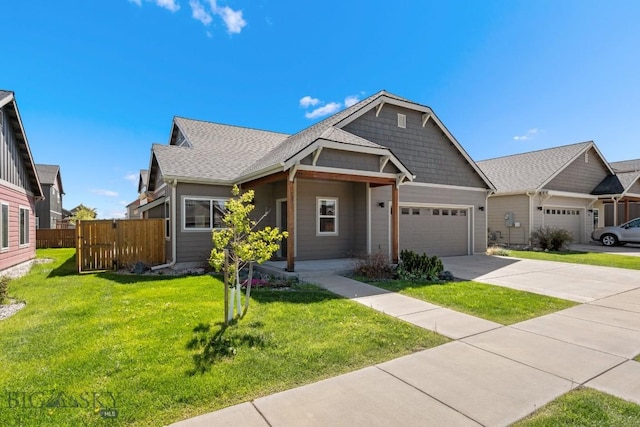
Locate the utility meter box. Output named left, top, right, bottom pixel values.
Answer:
left=505, top=212, right=515, bottom=227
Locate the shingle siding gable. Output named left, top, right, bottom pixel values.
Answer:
left=545, top=148, right=610, bottom=193
left=342, top=104, right=487, bottom=188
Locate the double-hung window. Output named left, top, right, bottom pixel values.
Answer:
left=1, top=203, right=8, bottom=250
left=19, top=206, right=29, bottom=246
left=183, top=197, right=226, bottom=231
left=317, top=198, right=338, bottom=235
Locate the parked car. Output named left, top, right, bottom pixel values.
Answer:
left=591, top=217, right=640, bottom=246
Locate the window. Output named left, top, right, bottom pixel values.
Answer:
left=412, top=208, right=420, bottom=215
left=183, top=197, right=226, bottom=231
left=459, top=210, right=467, bottom=217
left=1, top=203, right=8, bottom=250
left=317, top=198, right=338, bottom=235
left=451, top=210, right=458, bottom=216
left=19, top=207, right=29, bottom=246
left=401, top=207, right=410, bottom=215
left=397, top=113, right=406, bottom=128
left=442, top=209, right=450, bottom=216
left=433, top=209, right=440, bottom=215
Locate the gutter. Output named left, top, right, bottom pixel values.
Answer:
left=152, top=179, right=178, bottom=270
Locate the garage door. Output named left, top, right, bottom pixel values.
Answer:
left=399, top=206, right=469, bottom=256
left=543, top=207, right=583, bottom=243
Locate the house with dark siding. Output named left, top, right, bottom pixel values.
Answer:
left=141, top=90, right=495, bottom=270
left=0, top=90, right=43, bottom=273
left=35, top=164, right=64, bottom=229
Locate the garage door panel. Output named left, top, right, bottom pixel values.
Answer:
left=543, top=207, right=583, bottom=243
left=399, top=207, right=469, bottom=257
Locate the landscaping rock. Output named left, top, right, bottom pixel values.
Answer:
left=132, top=262, right=149, bottom=274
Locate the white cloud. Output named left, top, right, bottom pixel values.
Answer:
left=216, top=5, right=246, bottom=33
left=91, top=189, right=119, bottom=197
left=190, top=0, right=212, bottom=25
left=155, top=0, right=180, bottom=12
left=124, top=173, right=138, bottom=185
left=305, top=102, right=342, bottom=119
left=119, top=200, right=130, bottom=206
left=299, top=96, right=320, bottom=108
left=513, top=128, right=543, bottom=141
left=344, top=95, right=360, bottom=107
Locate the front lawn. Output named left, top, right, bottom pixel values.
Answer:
left=514, top=388, right=640, bottom=426
left=0, top=249, right=448, bottom=427
left=508, top=250, right=640, bottom=270
left=368, top=279, right=576, bottom=325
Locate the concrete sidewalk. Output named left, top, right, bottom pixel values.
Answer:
left=170, top=264, right=640, bottom=427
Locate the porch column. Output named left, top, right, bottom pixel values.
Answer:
left=391, top=184, right=399, bottom=263
left=287, top=178, right=295, bottom=272
left=625, top=199, right=630, bottom=223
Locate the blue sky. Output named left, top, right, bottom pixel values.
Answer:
left=3, top=0, right=640, bottom=218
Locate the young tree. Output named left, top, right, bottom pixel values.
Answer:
left=209, top=185, right=287, bottom=323
left=70, top=204, right=97, bottom=224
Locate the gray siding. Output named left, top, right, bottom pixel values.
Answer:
left=295, top=179, right=366, bottom=260
left=35, top=184, right=62, bottom=228
left=343, top=104, right=487, bottom=188
left=0, top=106, right=34, bottom=193
left=316, top=149, right=380, bottom=172
left=175, top=183, right=232, bottom=264
left=545, top=148, right=610, bottom=193
left=486, top=194, right=530, bottom=246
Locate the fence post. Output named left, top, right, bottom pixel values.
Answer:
left=223, top=249, right=229, bottom=326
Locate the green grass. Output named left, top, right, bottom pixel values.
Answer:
left=635, top=354, right=640, bottom=362
left=508, top=250, right=640, bottom=270
left=514, top=388, right=640, bottom=426
left=0, top=249, right=448, bottom=427
left=368, top=279, right=576, bottom=325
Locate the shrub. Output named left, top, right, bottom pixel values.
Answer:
left=353, top=252, right=395, bottom=280
left=0, top=276, right=9, bottom=304
left=486, top=246, right=510, bottom=256
left=531, top=226, right=574, bottom=251
left=397, top=250, right=443, bottom=281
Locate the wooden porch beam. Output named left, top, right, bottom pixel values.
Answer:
left=286, top=179, right=295, bottom=272
left=241, top=171, right=288, bottom=189
left=295, top=170, right=395, bottom=185
left=391, top=184, right=399, bottom=263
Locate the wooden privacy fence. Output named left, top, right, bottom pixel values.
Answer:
left=36, top=228, right=76, bottom=248
left=76, top=219, right=166, bottom=272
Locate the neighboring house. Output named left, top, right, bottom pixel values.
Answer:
left=597, top=159, right=640, bottom=226
left=477, top=141, right=615, bottom=246
left=126, top=169, right=149, bottom=219
left=142, top=90, right=494, bottom=270
left=0, top=90, right=44, bottom=272
left=35, top=164, right=64, bottom=228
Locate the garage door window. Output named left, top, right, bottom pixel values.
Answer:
left=317, top=198, right=338, bottom=235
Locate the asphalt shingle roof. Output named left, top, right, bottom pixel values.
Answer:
left=611, top=159, right=640, bottom=173
left=153, top=118, right=289, bottom=182
left=35, top=164, right=60, bottom=185
left=477, top=142, right=593, bottom=193
left=0, top=90, right=12, bottom=106
left=152, top=90, right=418, bottom=183
left=591, top=175, right=624, bottom=195
left=618, top=171, right=640, bottom=192
left=241, top=90, right=417, bottom=176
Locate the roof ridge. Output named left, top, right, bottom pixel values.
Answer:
left=174, top=116, right=290, bottom=136
left=477, top=141, right=592, bottom=163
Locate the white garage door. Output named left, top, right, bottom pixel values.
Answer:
left=543, top=207, right=583, bottom=243
left=399, top=206, right=469, bottom=257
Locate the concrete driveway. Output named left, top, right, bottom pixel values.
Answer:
left=570, top=242, right=640, bottom=257
left=442, top=255, right=640, bottom=303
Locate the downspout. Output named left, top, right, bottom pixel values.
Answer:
left=152, top=179, right=178, bottom=270
left=525, top=190, right=537, bottom=247
left=485, top=189, right=494, bottom=250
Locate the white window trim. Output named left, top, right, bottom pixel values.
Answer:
left=181, top=196, right=228, bottom=232
left=316, top=197, right=338, bottom=236
left=19, top=205, right=30, bottom=247
left=1, top=202, right=9, bottom=251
